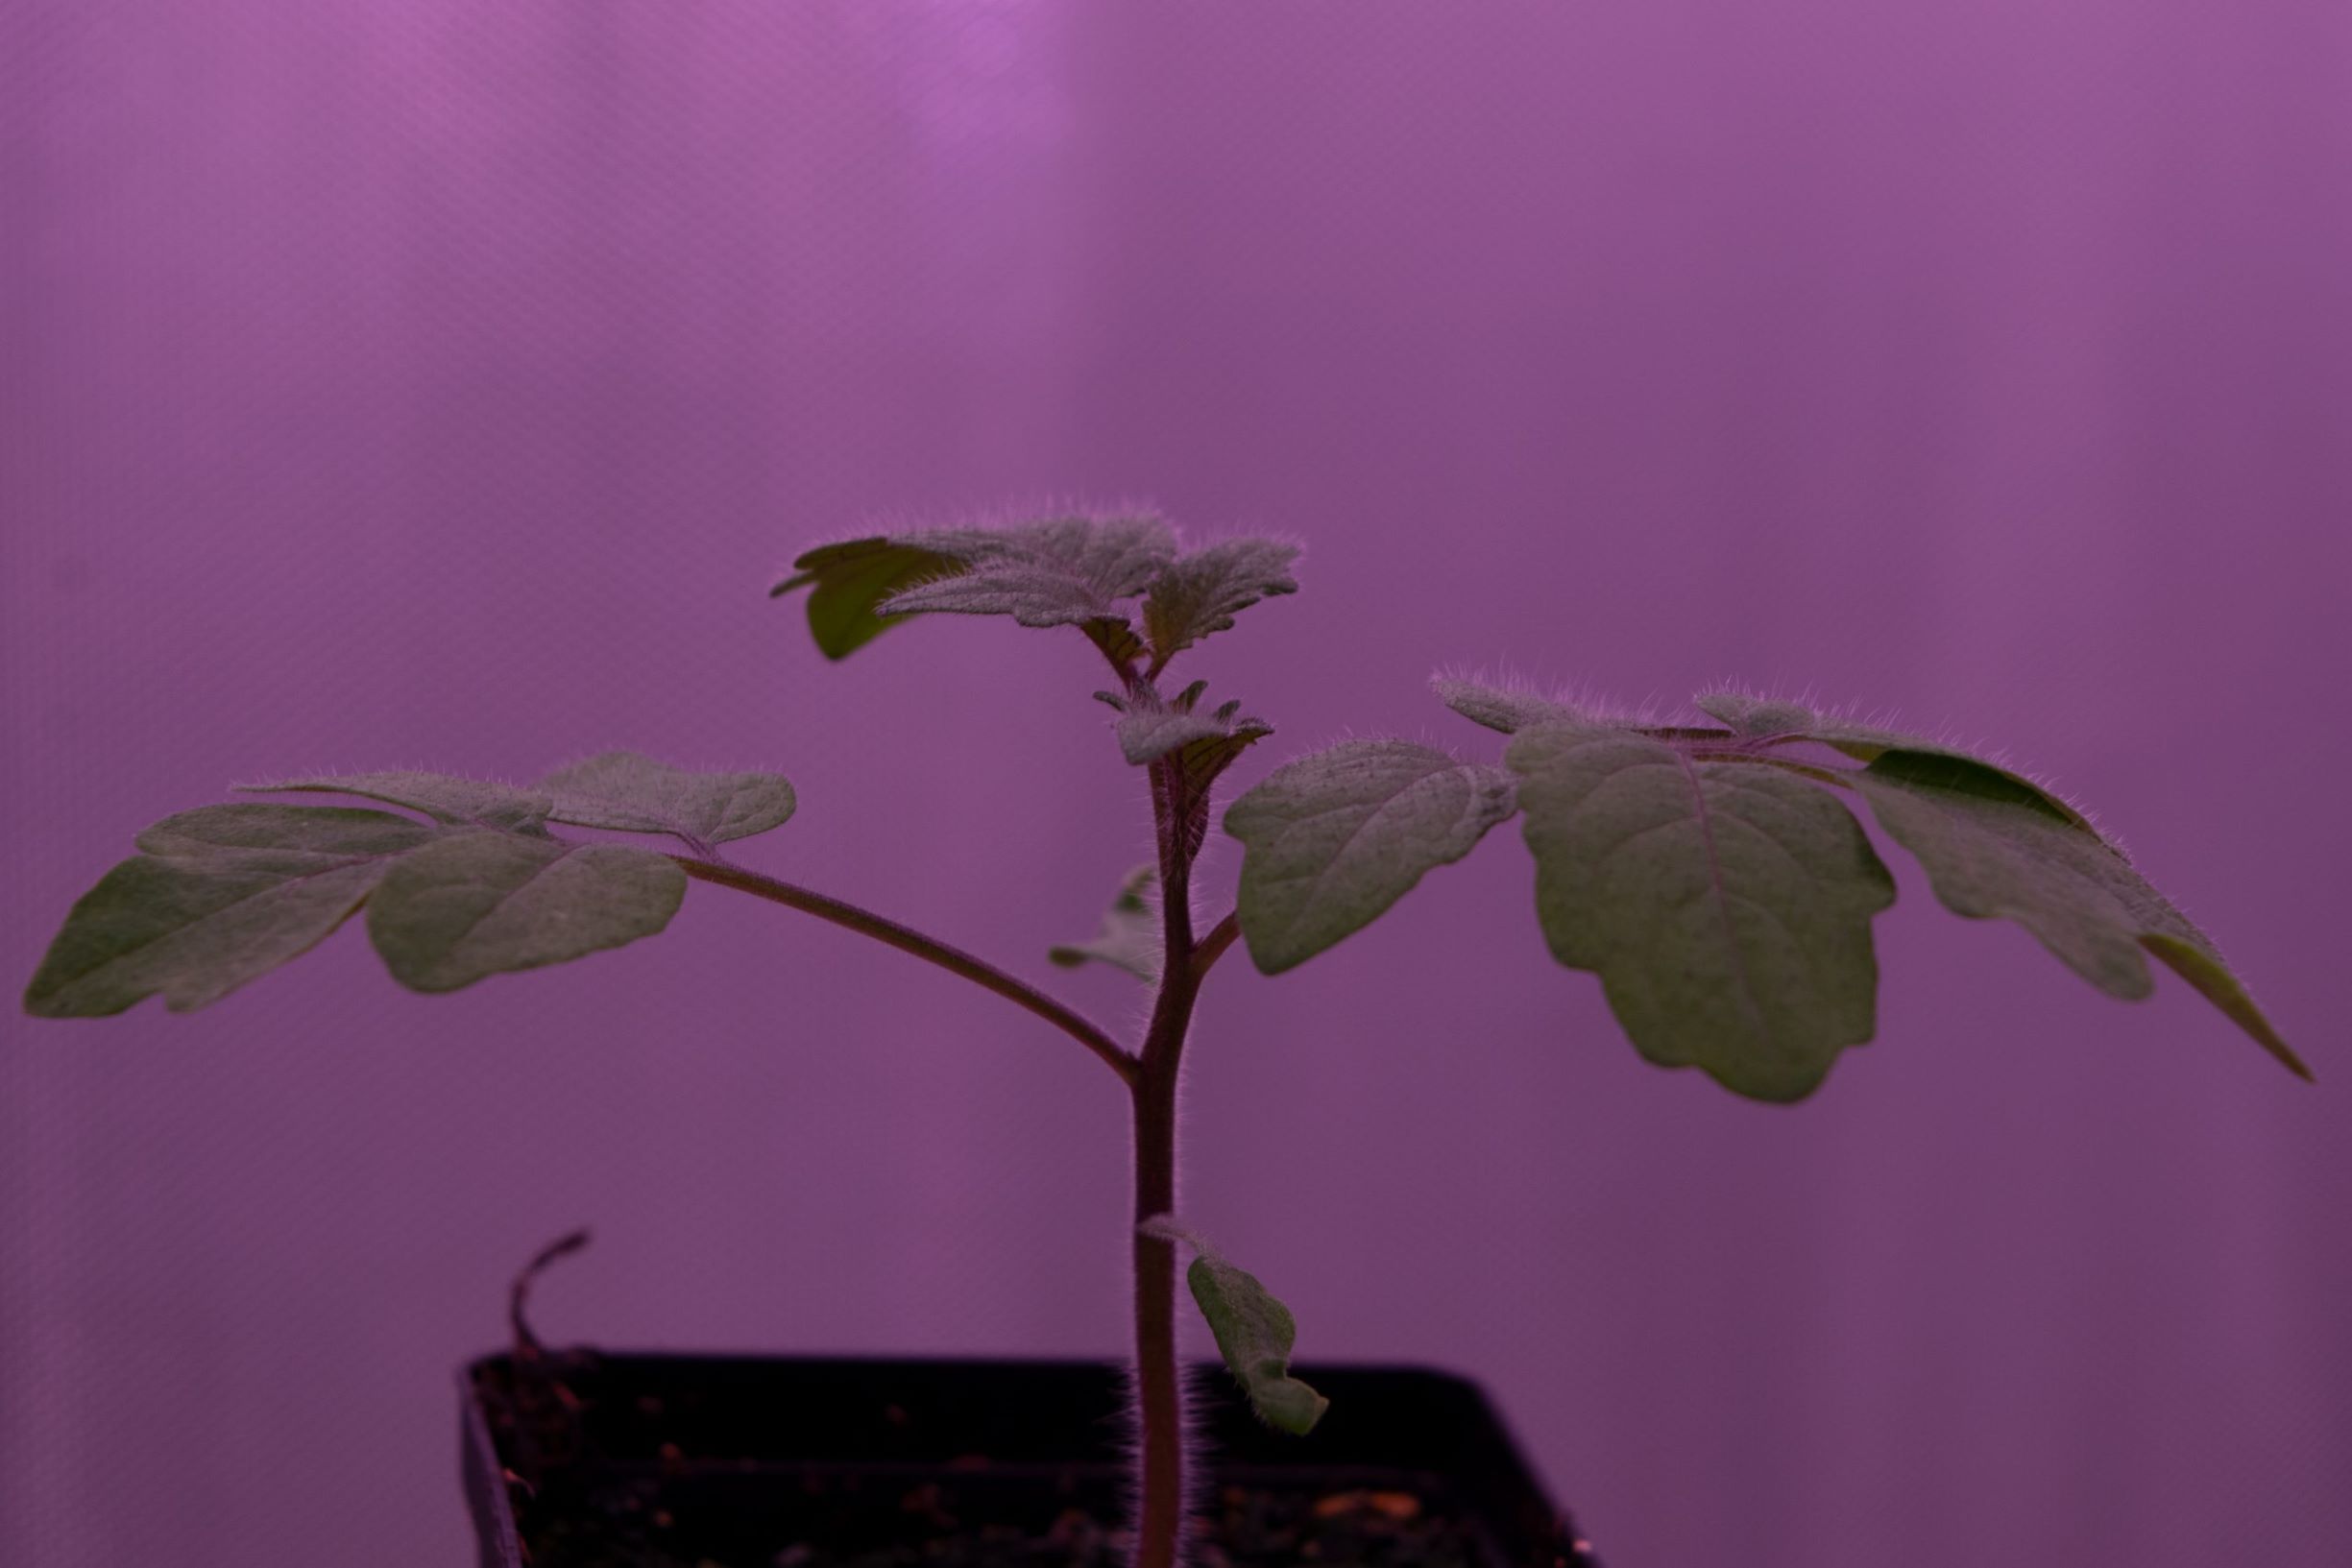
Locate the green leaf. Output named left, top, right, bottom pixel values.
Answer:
left=23, top=805, right=436, bottom=1016
left=1430, top=677, right=1594, bottom=736
left=1852, top=750, right=2309, bottom=1079
left=1692, top=692, right=2094, bottom=832
left=770, top=533, right=997, bottom=660
left=1509, top=719, right=1897, bottom=1102
left=364, top=832, right=688, bottom=994
left=538, top=752, right=796, bottom=853
left=1140, top=1218, right=1326, bottom=1436
left=239, top=771, right=551, bottom=832
left=1049, top=865, right=1160, bottom=981
left=1140, top=538, right=1300, bottom=666
left=1224, top=739, right=1518, bottom=975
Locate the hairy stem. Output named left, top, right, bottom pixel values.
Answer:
left=1130, top=753, right=1204, bottom=1568
left=1191, top=909, right=1242, bottom=981
left=669, top=856, right=1136, bottom=1086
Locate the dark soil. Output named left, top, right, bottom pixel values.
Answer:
left=478, top=1349, right=1537, bottom=1568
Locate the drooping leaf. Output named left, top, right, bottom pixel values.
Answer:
left=1138, top=1217, right=1326, bottom=1435
left=240, top=771, right=551, bottom=833
left=23, top=805, right=437, bottom=1016
left=1140, top=538, right=1300, bottom=667
left=538, top=752, right=796, bottom=853
left=1188, top=1254, right=1327, bottom=1435
left=1224, top=739, right=1518, bottom=975
left=1509, top=719, right=1897, bottom=1102
left=879, top=513, right=1176, bottom=636
left=364, top=832, right=688, bottom=994
left=1851, top=750, right=2309, bottom=1079
left=1692, top=692, right=2094, bottom=832
left=770, top=531, right=999, bottom=660
left=1049, top=864, right=1160, bottom=981
left=1429, top=678, right=1588, bottom=736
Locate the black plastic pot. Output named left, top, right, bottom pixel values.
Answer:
left=463, top=1352, right=1602, bottom=1567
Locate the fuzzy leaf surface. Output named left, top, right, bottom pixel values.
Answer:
left=1048, top=865, right=1160, bottom=981
left=23, top=805, right=437, bottom=1016
left=1185, top=1253, right=1327, bottom=1435
left=240, top=771, right=551, bottom=832
left=1225, top=739, right=1517, bottom=975
left=1853, top=751, right=2307, bottom=1078
left=1509, top=720, right=1896, bottom=1101
left=1140, top=538, right=1300, bottom=665
left=1693, top=692, right=2094, bottom=832
left=878, top=514, right=1176, bottom=634
left=1117, top=706, right=1232, bottom=766
left=539, top=753, right=796, bottom=851
left=1430, top=678, right=1588, bottom=736
left=364, top=832, right=686, bottom=993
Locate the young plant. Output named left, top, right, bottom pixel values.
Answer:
left=21, top=511, right=2308, bottom=1568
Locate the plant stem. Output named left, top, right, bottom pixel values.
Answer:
left=1130, top=754, right=1204, bottom=1568
left=669, top=856, right=1137, bottom=1087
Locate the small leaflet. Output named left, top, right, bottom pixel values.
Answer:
left=1049, top=864, right=1161, bottom=982
left=539, top=752, right=797, bottom=854
left=1224, top=739, right=1517, bottom=975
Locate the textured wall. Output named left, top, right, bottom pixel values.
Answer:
left=4, top=5, right=2347, bottom=1565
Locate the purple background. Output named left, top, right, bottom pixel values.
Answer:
left=5, top=5, right=2347, bottom=1565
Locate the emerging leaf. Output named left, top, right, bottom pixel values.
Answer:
left=1140, top=538, right=1300, bottom=668
left=1430, top=678, right=1592, bottom=736
left=1224, top=740, right=1517, bottom=975
left=1851, top=751, right=2309, bottom=1079
left=1049, top=864, right=1160, bottom=981
left=1139, top=1217, right=1326, bottom=1436
left=23, top=805, right=435, bottom=1017
left=240, top=771, right=551, bottom=833
left=365, top=832, right=687, bottom=994
left=770, top=532, right=998, bottom=660
left=1509, top=718, right=1896, bottom=1102
left=539, top=752, right=796, bottom=854
left=875, top=513, right=1176, bottom=658
left=1114, top=683, right=1262, bottom=766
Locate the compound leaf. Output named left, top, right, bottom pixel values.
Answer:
left=1049, top=864, right=1160, bottom=981
left=539, top=752, right=796, bottom=853
left=1852, top=750, right=2308, bottom=1079
left=365, top=832, right=687, bottom=994
left=1509, top=719, right=1896, bottom=1102
left=240, top=771, right=551, bottom=833
left=1141, top=538, right=1300, bottom=666
left=23, top=805, right=436, bottom=1016
left=1225, top=739, right=1518, bottom=975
